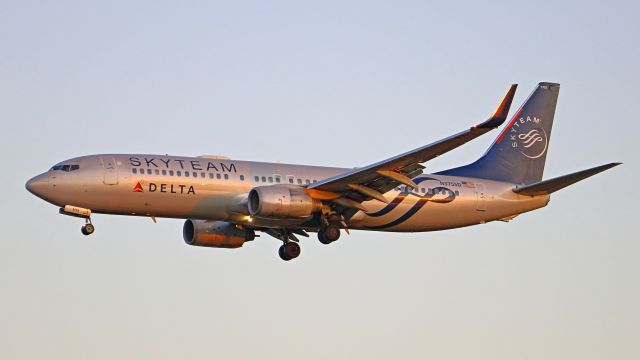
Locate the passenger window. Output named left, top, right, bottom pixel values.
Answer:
left=177, top=171, right=182, bottom=176
left=201, top=172, right=205, bottom=178
left=216, top=173, right=221, bottom=179
left=146, top=169, right=152, bottom=175
left=185, top=172, right=190, bottom=177
left=240, top=175, right=245, bottom=181
left=455, top=190, right=459, bottom=196
left=421, top=188, right=426, bottom=193
left=155, top=169, right=159, bottom=175
left=289, top=178, right=294, bottom=184
left=193, top=172, right=197, bottom=177
left=224, top=174, right=229, bottom=180
left=162, top=170, right=167, bottom=175
left=305, top=179, right=310, bottom=184
left=275, top=176, right=281, bottom=183
left=268, top=177, right=273, bottom=183
left=132, top=168, right=137, bottom=174
left=170, top=170, right=174, bottom=176
left=254, top=176, right=259, bottom=182
left=297, top=179, right=302, bottom=184
left=313, top=180, right=317, bottom=183
left=209, top=173, right=214, bottom=179
left=262, top=176, right=267, bottom=182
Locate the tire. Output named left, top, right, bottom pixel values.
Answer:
left=84, top=223, right=95, bottom=234
left=278, top=245, right=291, bottom=261
left=283, top=242, right=301, bottom=259
left=323, top=225, right=340, bottom=242
left=318, top=231, right=332, bottom=245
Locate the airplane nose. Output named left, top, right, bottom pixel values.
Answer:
left=25, top=174, right=49, bottom=198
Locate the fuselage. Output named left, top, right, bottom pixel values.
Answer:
left=26, top=154, right=549, bottom=232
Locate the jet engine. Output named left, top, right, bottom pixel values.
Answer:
left=183, top=220, right=255, bottom=248
left=248, top=185, right=322, bottom=219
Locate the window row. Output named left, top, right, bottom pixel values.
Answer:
left=254, top=175, right=319, bottom=185
left=131, top=167, right=244, bottom=181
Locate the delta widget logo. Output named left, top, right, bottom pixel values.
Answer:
left=133, top=182, right=144, bottom=192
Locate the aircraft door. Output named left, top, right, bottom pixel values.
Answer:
left=475, top=183, right=486, bottom=211
left=101, top=157, right=119, bottom=185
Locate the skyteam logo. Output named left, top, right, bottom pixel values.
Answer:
left=509, top=116, right=548, bottom=159
left=518, top=128, right=548, bottom=159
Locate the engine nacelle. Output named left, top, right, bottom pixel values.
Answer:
left=248, top=185, right=322, bottom=219
left=183, top=220, right=255, bottom=248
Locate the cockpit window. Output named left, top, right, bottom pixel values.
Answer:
left=50, top=164, right=80, bottom=172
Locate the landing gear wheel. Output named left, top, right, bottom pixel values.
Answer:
left=278, top=242, right=301, bottom=261
left=318, top=225, right=340, bottom=244
left=81, top=223, right=95, bottom=236
left=318, top=231, right=331, bottom=245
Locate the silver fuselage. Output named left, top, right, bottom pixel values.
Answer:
left=27, top=154, right=549, bottom=232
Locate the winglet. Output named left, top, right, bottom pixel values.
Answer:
left=476, top=84, right=518, bottom=129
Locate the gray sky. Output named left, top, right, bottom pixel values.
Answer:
left=1, top=1, right=638, bottom=359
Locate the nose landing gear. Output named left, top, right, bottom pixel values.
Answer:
left=59, top=205, right=95, bottom=236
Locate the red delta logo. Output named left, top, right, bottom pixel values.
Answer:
left=132, top=182, right=144, bottom=192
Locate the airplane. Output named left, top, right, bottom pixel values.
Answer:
left=25, top=82, right=620, bottom=261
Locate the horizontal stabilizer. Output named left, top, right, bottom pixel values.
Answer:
left=513, top=162, right=621, bottom=196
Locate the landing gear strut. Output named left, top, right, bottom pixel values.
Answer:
left=318, top=224, right=340, bottom=244
left=81, top=219, right=95, bottom=236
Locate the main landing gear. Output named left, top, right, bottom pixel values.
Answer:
left=81, top=219, right=95, bottom=236
left=318, top=224, right=341, bottom=244
left=267, top=225, right=341, bottom=261
left=278, top=241, right=301, bottom=261
left=265, top=229, right=302, bottom=261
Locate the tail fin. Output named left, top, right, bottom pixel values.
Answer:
left=440, top=82, right=560, bottom=184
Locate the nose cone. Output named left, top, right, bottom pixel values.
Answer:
left=26, top=174, right=49, bottom=199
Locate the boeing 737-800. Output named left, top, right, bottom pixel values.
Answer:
left=26, top=83, right=620, bottom=261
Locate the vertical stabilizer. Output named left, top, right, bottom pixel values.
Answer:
left=440, top=83, right=560, bottom=184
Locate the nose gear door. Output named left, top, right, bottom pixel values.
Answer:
left=101, top=157, right=118, bottom=185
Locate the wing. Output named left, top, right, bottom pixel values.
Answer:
left=307, top=84, right=518, bottom=214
